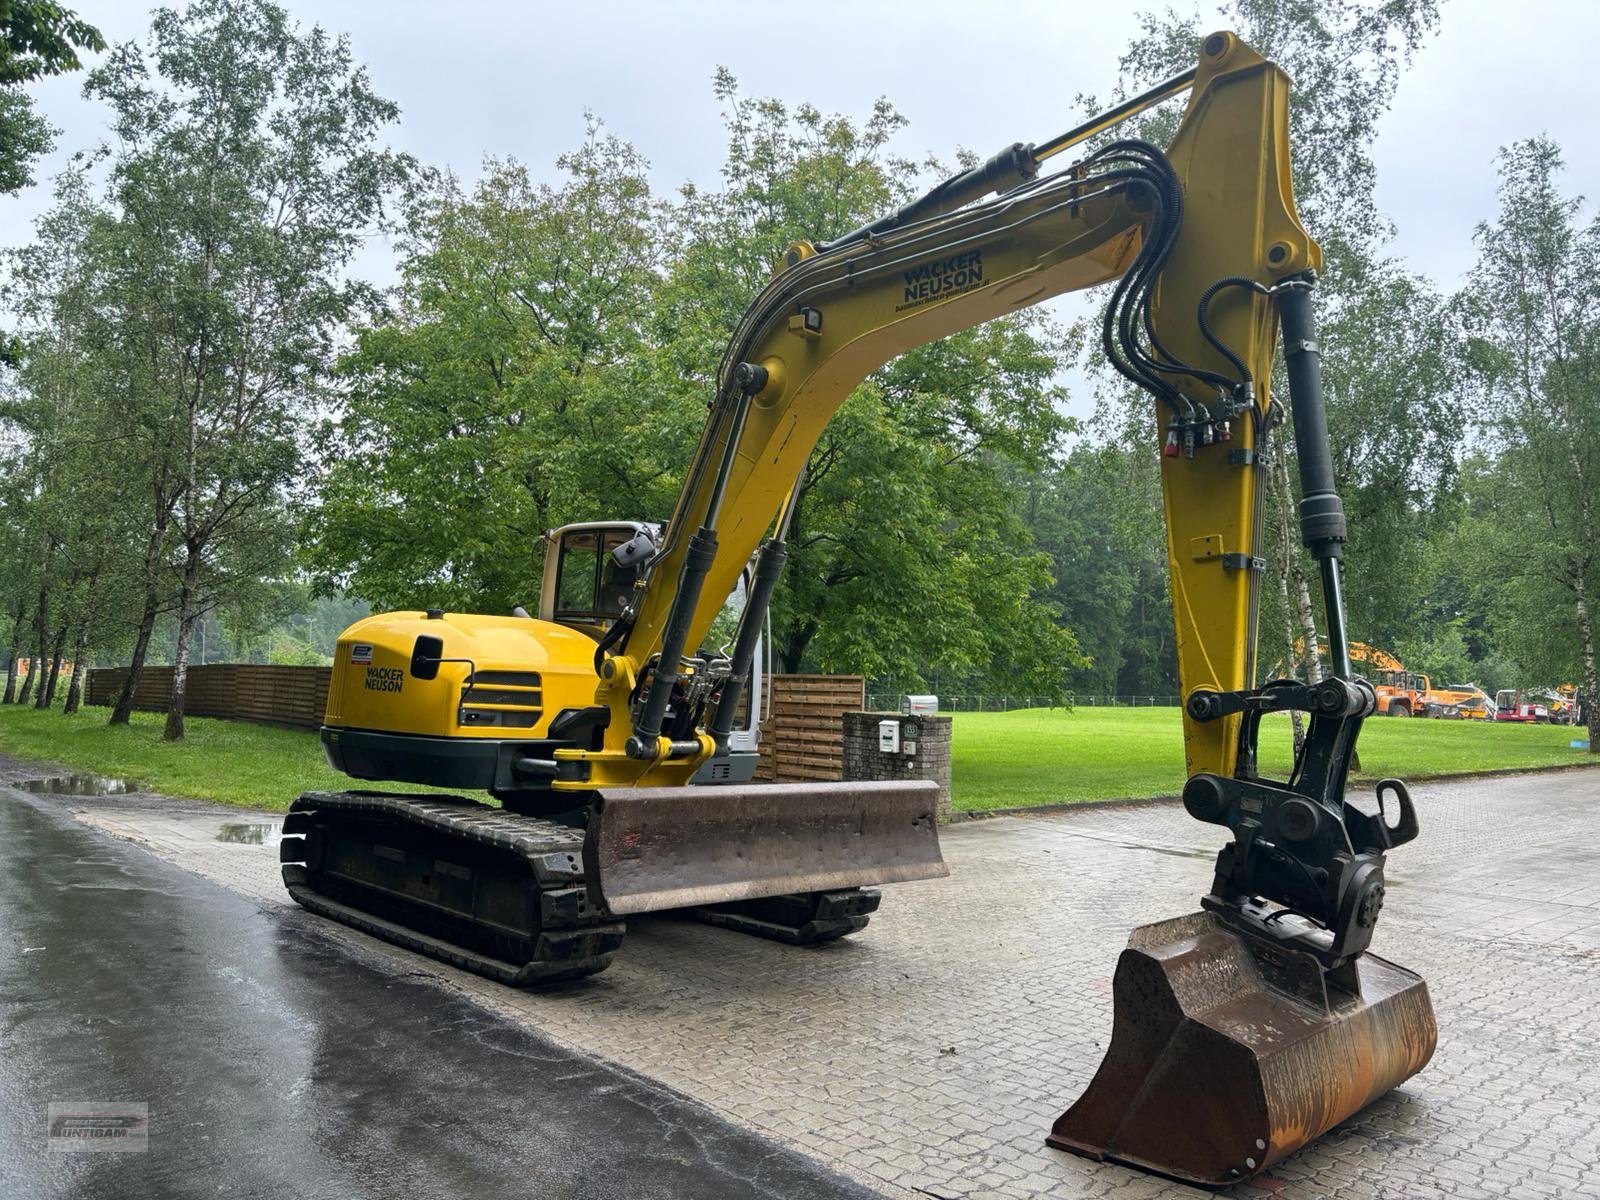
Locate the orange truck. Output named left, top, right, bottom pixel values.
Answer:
left=1304, top=639, right=1487, bottom=718
left=1347, top=643, right=1432, bottom=716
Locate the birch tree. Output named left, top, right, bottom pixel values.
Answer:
left=80, top=0, right=409, bottom=737
left=1460, top=137, right=1600, bottom=751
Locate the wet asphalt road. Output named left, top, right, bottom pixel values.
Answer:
left=0, top=789, right=882, bottom=1200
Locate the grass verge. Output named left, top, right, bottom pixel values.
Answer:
left=950, top=706, right=1595, bottom=812
left=0, top=703, right=349, bottom=809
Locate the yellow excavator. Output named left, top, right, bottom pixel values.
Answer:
left=281, top=32, right=1435, bottom=1186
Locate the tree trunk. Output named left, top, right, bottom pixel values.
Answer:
left=63, top=620, right=91, bottom=715
left=17, top=628, right=40, bottom=706
left=780, top=621, right=816, bottom=675
left=42, top=626, right=67, bottom=707
left=19, top=588, right=48, bottom=707
left=1574, top=571, right=1600, bottom=755
left=163, top=555, right=201, bottom=741
left=1277, top=464, right=1323, bottom=686
left=63, top=567, right=102, bottom=716
left=110, top=519, right=170, bottom=726
left=63, top=624, right=90, bottom=720
left=2, top=606, right=23, bottom=704
left=1269, top=456, right=1306, bottom=754
left=110, top=610, right=157, bottom=725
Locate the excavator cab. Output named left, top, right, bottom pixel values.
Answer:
left=541, top=521, right=659, bottom=633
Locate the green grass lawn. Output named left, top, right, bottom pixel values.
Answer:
left=0, top=704, right=351, bottom=809
left=0, top=700, right=1590, bottom=814
left=950, top=706, right=1595, bottom=812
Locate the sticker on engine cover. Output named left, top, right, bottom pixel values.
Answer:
left=349, top=643, right=373, bottom=665
left=363, top=667, right=403, bottom=694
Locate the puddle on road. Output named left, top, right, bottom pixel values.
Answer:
left=215, top=822, right=282, bottom=846
left=17, top=774, right=141, bottom=796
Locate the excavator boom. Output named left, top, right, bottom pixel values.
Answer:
left=562, top=33, right=1314, bottom=792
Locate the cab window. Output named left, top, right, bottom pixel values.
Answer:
left=554, top=528, right=641, bottom=624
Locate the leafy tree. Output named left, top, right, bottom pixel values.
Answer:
left=1110, top=0, right=1440, bottom=270
left=1025, top=443, right=1173, bottom=696
left=76, top=0, right=410, bottom=737
left=1319, top=254, right=1459, bottom=643
left=0, top=1, right=103, bottom=197
left=310, top=133, right=677, bottom=611
left=312, top=77, right=1085, bottom=696
left=662, top=75, right=1083, bottom=694
left=1457, top=137, right=1600, bottom=749
left=0, top=167, right=140, bottom=711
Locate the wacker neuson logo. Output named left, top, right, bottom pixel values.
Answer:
left=48, top=1102, right=149, bottom=1153
left=896, top=249, right=985, bottom=312
left=363, top=666, right=404, bottom=693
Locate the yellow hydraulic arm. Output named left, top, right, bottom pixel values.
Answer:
left=559, top=31, right=1315, bottom=791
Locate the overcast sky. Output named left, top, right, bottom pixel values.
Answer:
left=4, top=1, right=1596, bottom=324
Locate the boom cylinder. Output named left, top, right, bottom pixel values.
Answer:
left=627, top=528, right=718, bottom=758
left=1277, top=275, right=1353, bottom=679
left=709, top=467, right=804, bottom=745
left=628, top=366, right=766, bottom=759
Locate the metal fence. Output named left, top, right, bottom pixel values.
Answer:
left=864, top=693, right=1182, bottom=713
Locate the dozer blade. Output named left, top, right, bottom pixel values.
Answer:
left=589, top=779, right=948, bottom=915
left=1049, top=912, right=1436, bottom=1186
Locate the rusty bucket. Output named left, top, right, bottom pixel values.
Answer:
left=588, top=779, right=948, bottom=915
left=1049, top=911, right=1436, bottom=1186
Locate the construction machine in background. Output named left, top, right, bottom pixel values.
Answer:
left=1345, top=641, right=1424, bottom=715
left=1431, top=682, right=1494, bottom=719
left=1314, top=637, right=1488, bottom=718
left=1536, top=684, right=1582, bottom=725
left=1495, top=689, right=1550, bottom=723
left=281, top=31, right=1435, bottom=1187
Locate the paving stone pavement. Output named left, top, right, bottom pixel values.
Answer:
left=20, top=760, right=1600, bottom=1200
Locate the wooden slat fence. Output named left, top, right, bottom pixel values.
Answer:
left=86, top=665, right=862, bottom=780
left=756, top=674, right=864, bottom=783
left=85, top=664, right=332, bottom=731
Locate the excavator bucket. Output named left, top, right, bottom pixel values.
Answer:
left=1050, top=912, right=1436, bottom=1186
left=588, top=779, right=948, bottom=914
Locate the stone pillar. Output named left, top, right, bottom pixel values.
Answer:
left=842, top=711, right=953, bottom=823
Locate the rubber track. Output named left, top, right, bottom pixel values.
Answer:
left=281, top=790, right=624, bottom=986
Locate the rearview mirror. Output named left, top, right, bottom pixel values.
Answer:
left=409, top=634, right=444, bottom=680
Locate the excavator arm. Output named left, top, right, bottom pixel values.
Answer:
left=565, top=32, right=1312, bottom=793
left=566, top=30, right=1421, bottom=974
